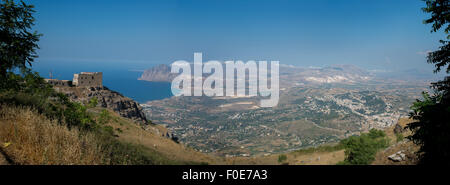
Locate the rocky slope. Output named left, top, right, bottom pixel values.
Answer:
left=372, top=118, right=419, bottom=165
left=54, top=86, right=148, bottom=124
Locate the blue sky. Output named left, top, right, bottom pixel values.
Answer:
left=31, top=0, right=446, bottom=72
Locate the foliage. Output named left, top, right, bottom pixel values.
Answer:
left=0, top=72, right=98, bottom=130
left=405, top=0, right=450, bottom=164
left=88, top=97, right=98, bottom=108
left=338, top=129, right=389, bottom=165
left=292, top=144, right=344, bottom=155
left=407, top=91, right=450, bottom=164
left=423, top=0, right=450, bottom=36
left=396, top=133, right=404, bottom=143
left=278, top=154, right=287, bottom=163
left=0, top=0, right=41, bottom=81
left=98, top=109, right=111, bottom=125
left=423, top=0, right=449, bottom=73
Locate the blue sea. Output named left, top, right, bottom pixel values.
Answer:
left=33, top=60, right=173, bottom=103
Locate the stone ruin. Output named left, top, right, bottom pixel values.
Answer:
left=45, top=79, right=72, bottom=87
left=45, top=72, right=103, bottom=88
left=72, top=72, right=103, bottom=87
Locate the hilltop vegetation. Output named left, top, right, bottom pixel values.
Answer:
left=338, top=129, right=389, bottom=165
left=0, top=72, right=216, bottom=164
left=0, top=74, right=151, bottom=164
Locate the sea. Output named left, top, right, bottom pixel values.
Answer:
left=33, top=60, right=173, bottom=103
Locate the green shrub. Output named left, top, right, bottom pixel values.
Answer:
left=88, top=97, right=98, bottom=108
left=293, top=144, right=344, bottom=155
left=0, top=72, right=98, bottom=130
left=396, top=133, right=404, bottom=142
left=278, top=154, right=287, bottom=163
left=338, top=129, right=389, bottom=165
left=98, top=109, right=111, bottom=125
left=115, top=128, right=123, bottom=133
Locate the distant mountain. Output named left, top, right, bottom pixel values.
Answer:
left=139, top=63, right=373, bottom=85
left=278, top=64, right=374, bottom=86
left=138, top=64, right=177, bottom=82
left=371, top=68, right=445, bottom=82
left=138, top=63, right=440, bottom=87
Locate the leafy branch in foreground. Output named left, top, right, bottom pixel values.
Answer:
left=405, top=0, right=450, bottom=164
left=0, top=0, right=41, bottom=81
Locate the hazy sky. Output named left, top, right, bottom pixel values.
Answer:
left=32, top=0, right=446, bottom=72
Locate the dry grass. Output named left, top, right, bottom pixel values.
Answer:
left=0, top=104, right=104, bottom=165
left=372, top=118, right=419, bottom=165
left=97, top=108, right=222, bottom=164
left=372, top=140, right=419, bottom=165
left=225, top=149, right=345, bottom=165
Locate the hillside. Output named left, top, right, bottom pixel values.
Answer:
left=0, top=71, right=221, bottom=165
left=52, top=86, right=148, bottom=124
left=0, top=72, right=420, bottom=165
left=0, top=105, right=104, bottom=165
left=89, top=107, right=224, bottom=164
left=0, top=101, right=419, bottom=165
left=142, top=63, right=428, bottom=156
left=225, top=118, right=418, bottom=165
left=0, top=104, right=223, bottom=165
left=0, top=104, right=347, bottom=165
left=372, top=118, right=419, bottom=165
left=145, top=87, right=420, bottom=156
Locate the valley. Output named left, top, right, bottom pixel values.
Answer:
left=141, top=64, right=429, bottom=157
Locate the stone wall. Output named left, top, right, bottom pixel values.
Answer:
left=44, top=79, right=72, bottom=87
left=73, top=72, right=103, bottom=87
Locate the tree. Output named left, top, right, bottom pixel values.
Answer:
left=408, top=92, right=450, bottom=164
left=406, top=0, right=450, bottom=164
left=423, top=0, right=450, bottom=90
left=0, top=0, right=41, bottom=82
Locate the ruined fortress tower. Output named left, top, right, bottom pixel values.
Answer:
left=45, top=72, right=103, bottom=88
left=72, top=72, right=103, bottom=87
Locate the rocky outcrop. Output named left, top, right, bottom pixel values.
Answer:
left=138, top=64, right=177, bottom=82
left=56, top=86, right=148, bottom=124
left=388, top=150, right=407, bottom=162
left=142, top=125, right=179, bottom=143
